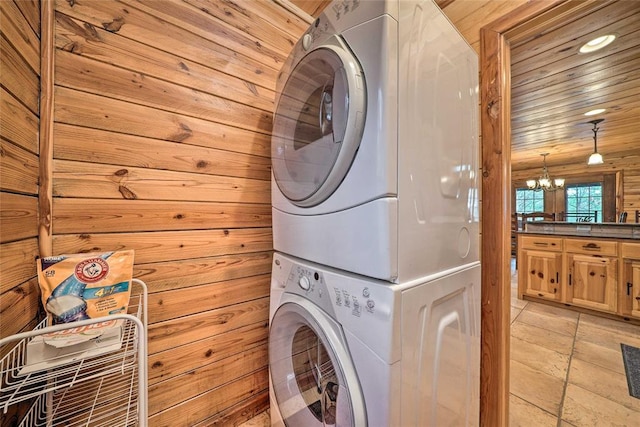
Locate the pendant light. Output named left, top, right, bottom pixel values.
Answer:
left=526, top=153, right=565, bottom=192
left=587, top=119, right=604, bottom=165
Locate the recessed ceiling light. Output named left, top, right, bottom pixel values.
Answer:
left=584, top=108, right=606, bottom=116
left=579, top=35, right=616, bottom=53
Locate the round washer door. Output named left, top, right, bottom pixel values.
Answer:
left=269, top=298, right=366, bottom=426
left=272, top=39, right=366, bottom=207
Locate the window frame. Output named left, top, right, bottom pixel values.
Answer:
left=564, top=182, right=603, bottom=223
left=514, top=187, right=545, bottom=214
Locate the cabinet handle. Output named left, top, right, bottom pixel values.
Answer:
left=569, top=273, right=572, bottom=286
left=556, top=272, right=559, bottom=285
left=534, top=242, right=549, bottom=247
left=628, top=282, right=633, bottom=296
left=582, top=243, right=601, bottom=251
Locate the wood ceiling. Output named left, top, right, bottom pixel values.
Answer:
left=509, top=0, right=640, bottom=172
left=288, top=0, right=640, bottom=173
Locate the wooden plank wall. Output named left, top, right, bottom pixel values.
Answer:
left=0, top=1, right=41, bottom=425
left=0, top=0, right=42, bottom=348
left=48, top=0, right=308, bottom=424
left=6, top=1, right=309, bottom=426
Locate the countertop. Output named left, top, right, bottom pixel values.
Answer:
left=521, top=221, right=640, bottom=240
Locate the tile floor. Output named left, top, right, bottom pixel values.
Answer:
left=509, top=261, right=640, bottom=426
left=241, top=263, right=640, bottom=426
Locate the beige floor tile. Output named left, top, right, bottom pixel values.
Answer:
left=524, top=301, right=580, bottom=322
left=517, top=307, right=578, bottom=337
left=568, top=358, right=640, bottom=413
left=511, top=335, right=570, bottom=379
left=576, top=322, right=640, bottom=353
left=561, top=383, right=640, bottom=427
left=511, top=306, right=524, bottom=323
left=579, top=313, right=640, bottom=338
left=572, top=339, right=626, bottom=375
left=510, top=359, right=565, bottom=415
left=511, top=296, right=528, bottom=310
left=511, top=320, right=575, bottom=355
left=509, top=394, right=557, bottom=427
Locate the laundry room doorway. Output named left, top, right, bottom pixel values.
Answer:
left=478, top=0, right=595, bottom=425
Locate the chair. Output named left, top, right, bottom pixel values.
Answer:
left=522, top=212, right=555, bottom=227
left=619, top=211, right=628, bottom=223
left=513, top=212, right=552, bottom=267
left=557, top=211, right=598, bottom=222
left=511, top=213, right=522, bottom=258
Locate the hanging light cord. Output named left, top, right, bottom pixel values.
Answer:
left=592, top=121, right=600, bottom=152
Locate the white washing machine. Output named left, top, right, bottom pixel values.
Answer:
left=268, top=252, right=480, bottom=426
left=271, top=0, right=479, bottom=282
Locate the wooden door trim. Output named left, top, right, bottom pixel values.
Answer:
left=479, top=1, right=566, bottom=425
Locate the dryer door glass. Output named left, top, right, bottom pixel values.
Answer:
left=272, top=44, right=366, bottom=207
left=269, top=302, right=361, bottom=426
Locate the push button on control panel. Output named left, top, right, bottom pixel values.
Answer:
left=302, top=33, right=312, bottom=50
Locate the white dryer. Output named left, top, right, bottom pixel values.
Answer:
left=271, top=0, right=479, bottom=282
left=268, top=252, right=480, bottom=426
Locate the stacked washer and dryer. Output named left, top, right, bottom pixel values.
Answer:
left=268, top=0, right=480, bottom=425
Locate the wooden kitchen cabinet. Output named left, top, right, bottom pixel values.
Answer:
left=564, top=238, right=618, bottom=313
left=620, top=243, right=640, bottom=319
left=517, top=223, right=640, bottom=321
left=518, top=236, right=563, bottom=301
left=567, top=253, right=617, bottom=313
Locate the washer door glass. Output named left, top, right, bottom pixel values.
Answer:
left=272, top=43, right=366, bottom=207
left=269, top=302, right=358, bottom=426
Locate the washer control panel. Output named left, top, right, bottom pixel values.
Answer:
left=283, top=258, right=382, bottom=321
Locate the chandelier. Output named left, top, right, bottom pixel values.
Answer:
left=526, top=153, right=565, bottom=192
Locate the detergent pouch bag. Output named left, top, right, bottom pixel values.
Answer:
left=37, top=250, right=135, bottom=325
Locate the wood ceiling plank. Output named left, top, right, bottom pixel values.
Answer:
left=510, top=0, right=638, bottom=61
left=509, top=2, right=640, bottom=173
left=511, top=102, right=640, bottom=143
left=512, top=124, right=640, bottom=153
left=512, top=60, right=640, bottom=108
left=506, top=0, right=606, bottom=49
left=512, top=79, right=640, bottom=118
left=511, top=15, right=640, bottom=80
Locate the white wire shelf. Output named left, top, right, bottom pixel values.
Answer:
left=0, top=279, right=147, bottom=426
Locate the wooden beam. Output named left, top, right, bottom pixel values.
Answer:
left=38, top=0, right=54, bottom=257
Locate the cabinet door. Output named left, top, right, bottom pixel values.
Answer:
left=622, top=261, right=640, bottom=318
left=521, top=250, right=562, bottom=301
left=568, top=254, right=617, bottom=313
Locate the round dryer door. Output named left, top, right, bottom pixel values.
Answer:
left=269, top=299, right=366, bottom=426
left=272, top=40, right=366, bottom=207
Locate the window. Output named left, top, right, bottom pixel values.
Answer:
left=515, top=188, right=544, bottom=213
left=565, top=183, right=602, bottom=223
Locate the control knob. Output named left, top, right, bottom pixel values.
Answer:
left=298, top=275, right=311, bottom=291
